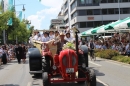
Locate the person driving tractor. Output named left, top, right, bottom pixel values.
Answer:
left=52, top=32, right=67, bottom=54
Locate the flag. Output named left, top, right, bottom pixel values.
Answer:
left=8, top=0, right=13, bottom=11
left=26, top=24, right=30, bottom=29
left=16, top=11, right=22, bottom=21
left=7, top=18, right=13, bottom=26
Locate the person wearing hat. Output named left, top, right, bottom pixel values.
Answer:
left=65, top=32, right=73, bottom=42
left=52, top=32, right=67, bottom=54
left=41, top=32, right=50, bottom=42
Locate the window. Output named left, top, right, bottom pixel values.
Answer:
left=87, top=22, right=93, bottom=27
left=94, top=21, right=102, bottom=27
left=71, top=11, right=77, bottom=19
left=108, top=9, right=114, bottom=14
left=64, top=10, right=68, bottom=16
left=102, top=9, right=108, bottom=15
left=79, top=22, right=87, bottom=28
left=121, top=0, right=129, bottom=2
left=122, top=8, right=130, bottom=14
left=108, top=0, right=114, bottom=3
left=71, top=1, right=76, bottom=11
left=101, top=0, right=108, bottom=3
left=78, top=0, right=85, bottom=6
left=87, top=10, right=93, bottom=15
left=78, top=10, right=87, bottom=16
left=64, top=1, right=68, bottom=9
left=115, top=8, right=119, bottom=14
left=93, top=9, right=100, bottom=15
left=86, top=0, right=93, bottom=4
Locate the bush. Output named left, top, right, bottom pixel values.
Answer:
left=112, top=55, right=130, bottom=64
left=95, top=49, right=119, bottom=59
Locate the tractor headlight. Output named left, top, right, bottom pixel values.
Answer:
left=82, top=63, right=86, bottom=68
left=53, top=65, right=57, bottom=70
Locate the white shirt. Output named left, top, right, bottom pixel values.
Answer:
left=41, top=36, right=50, bottom=42
left=49, top=35, right=55, bottom=40
left=0, top=49, right=3, bottom=57
left=33, top=35, right=38, bottom=40
left=65, top=37, right=73, bottom=42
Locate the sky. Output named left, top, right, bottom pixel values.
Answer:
left=15, top=0, right=63, bottom=30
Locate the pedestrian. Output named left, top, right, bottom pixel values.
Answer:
left=0, top=46, right=3, bottom=65
left=15, top=44, right=21, bottom=64
left=21, top=44, right=26, bottom=63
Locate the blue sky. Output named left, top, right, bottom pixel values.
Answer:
left=15, top=0, right=63, bottom=30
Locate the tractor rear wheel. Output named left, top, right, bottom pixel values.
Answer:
left=87, top=69, right=96, bottom=86
left=42, top=56, right=51, bottom=73
left=42, top=72, right=50, bottom=86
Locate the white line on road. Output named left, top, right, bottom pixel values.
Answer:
left=97, top=78, right=109, bottom=86
left=89, top=61, right=102, bottom=66
left=27, top=82, right=32, bottom=86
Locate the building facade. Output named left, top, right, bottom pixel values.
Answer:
left=60, top=0, right=130, bottom=32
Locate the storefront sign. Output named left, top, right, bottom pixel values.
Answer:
left=88, top=17, right=94, bottom=20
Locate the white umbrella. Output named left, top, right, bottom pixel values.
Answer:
left=114, top=17, right=130, bottom=30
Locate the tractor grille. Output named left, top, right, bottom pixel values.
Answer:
left=72, top=56, right=76, bottom=66
left=62, top=56, right=67, bottom=66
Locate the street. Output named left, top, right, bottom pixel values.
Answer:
left=0, top=57, right=130, bottom=86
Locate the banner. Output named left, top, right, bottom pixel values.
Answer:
left=7, top=18, right=13, bottom=26
left=26, top=24, right=30, bottom=29
left=16, top=11, right=22, bottom=21
left=8, top=0, right=13, bottom=11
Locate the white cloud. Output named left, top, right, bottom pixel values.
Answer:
left=27, top=0, right=63, bottom=30
left=28, top=15, right=45, bottom=29
left=41, top=0, right=63, bottom=8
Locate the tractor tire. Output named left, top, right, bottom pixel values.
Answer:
left=42, top=72, right=50, bottom=86
left=42, top=55, right=51, bottom=73
left=78, top=68, right=86, bottom=84
left=87, top=69, right=96, bottom=86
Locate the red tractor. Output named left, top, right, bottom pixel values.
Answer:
left=28, top=29, right=96, bottom=86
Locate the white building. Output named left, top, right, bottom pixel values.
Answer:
left=60, top=0, right=130, bottom=32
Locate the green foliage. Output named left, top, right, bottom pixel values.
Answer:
left=95, top=49, right=119, bottom=59
left=62, top=42, right=76, bottom=50
left=0, top=8, right=34, bottom=43
left=95, top=49, right=130, bottom=64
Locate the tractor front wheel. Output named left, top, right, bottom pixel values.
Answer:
left=87, top=69, right=96, bottom=86
left=42, top=72, right=50, bottom=86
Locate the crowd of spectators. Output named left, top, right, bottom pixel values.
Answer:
left=0, top=44, right=29, bottom=66
left=86, top=32, right=130, bottom=56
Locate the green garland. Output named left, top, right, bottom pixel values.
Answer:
left=62, top=42, right=76, bottom=50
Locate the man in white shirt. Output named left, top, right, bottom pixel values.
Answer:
left=49, top=31, right=55, bottom=40
left=41, top=32, right=50, bottom=42
left=33, top=32, right=38, bottom=40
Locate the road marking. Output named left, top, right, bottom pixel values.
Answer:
left=89, top=61, right=102, bottom=66
left=27, top=82, right=32, bottom=86
left=97, top=78, right=109, bottom=86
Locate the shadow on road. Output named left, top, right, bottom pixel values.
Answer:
left=0, top=84, right=19, bottom=86
left=93, top=69, right=105, bottom=76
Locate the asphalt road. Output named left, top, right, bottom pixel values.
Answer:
left=0, top=57, right=130, bottom=86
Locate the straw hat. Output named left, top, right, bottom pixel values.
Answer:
left=59, top=32, right=65, bottom=36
